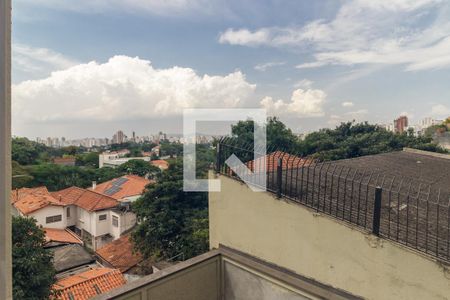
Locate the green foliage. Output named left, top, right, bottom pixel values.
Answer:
left=76, top=152, right=99, bottom=168
left=160, top=141, right=183, bottom=157
left=299, top=122, right=446, bottom=160
left=12, top=216, right=56, bottom=300
left=12, top=163, right=123, bottom=191
left=118, top=159, right=160, bottom=177
left=230, top=119, right=447, bottom=160
left=132, top=152, right=211, bottom=260
left=12, top=137, right=50, bottom=165
left=231, top=117, right=298, bottom=151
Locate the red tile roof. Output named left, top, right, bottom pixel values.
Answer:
left=150, top=159, right=169, bottom=170
left=53, top=157, right=76, bottom=164
left=11, top=186, right=51, bottom=204
left=44, top=228, right=83, bottom=245
left=229, top=151, right=311, bottom=175
left=91, top=175, right=152, bottom=200
left=52, top=187, right=119, bottom=212
left=53, top=268, right=125, bottom=300
left=96, top=235, right=143, bottom=272
left=12, top=187, right=64, bottom=215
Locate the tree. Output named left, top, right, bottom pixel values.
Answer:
left=12, top=137, right=50, bottom=165
left=231, top=117, right=298, bottom=151
left=132, top=156, right=210, bottom=260
left=12, top=216, right=56, bottom=300
left=118, top=159, right=160, bottom=177
left=76, top=152, right=99, bottom=168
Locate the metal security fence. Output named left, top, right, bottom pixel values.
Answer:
left=216, top=139, right=450, bottom=263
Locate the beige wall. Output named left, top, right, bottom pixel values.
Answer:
left=209, top=174, right=450, bottom=300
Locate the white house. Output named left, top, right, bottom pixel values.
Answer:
left=98, top=150, right=151, bottom=168
left=12, top=186, right=137, bottom=250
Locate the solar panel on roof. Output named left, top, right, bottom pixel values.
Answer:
left=104, top=186, right=122, bottom=196
left=113, top=177, right=129, bottom=187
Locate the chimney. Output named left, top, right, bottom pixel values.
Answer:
left=59, top=195, right=62, bottom=202
left=92, top=181, right=97, bottom=190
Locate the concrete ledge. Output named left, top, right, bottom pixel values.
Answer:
left=403, top=147, right=450, bottom=159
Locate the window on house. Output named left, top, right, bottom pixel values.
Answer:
left=46, top=215, right=62, bottom=224
left=67, top=207, right=70, bottom=218
left=99, top=214, right=107, bottom=221
left=112, top=215, right=119, bottom=227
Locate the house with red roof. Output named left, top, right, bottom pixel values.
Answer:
left=12, top=186, right=137, bottom=250
left=52, top=267, right=125, bottom=300
left=150, top=159, right=169, bottom=170
left=90, top=174, right=152, bottom=202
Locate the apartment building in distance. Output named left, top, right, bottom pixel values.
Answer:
left=394, top=115, right=408, bottom=133
left=11, top=186, right=136, bottom=250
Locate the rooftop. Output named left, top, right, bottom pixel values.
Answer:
left=218, top=140, right=450, bottom=263
left=52, top=186, right=119, bottom=212
left=150, top=159, right=169, bottom=170
left=44, top=228, right=83, bottom=246
left=12, top=187, right=64, bottom=215
left=50, top=244, right=95, bottom=273
left=91, top=174, right=151, bottom=200
left=95, top=235, right=143, bottom=273
left=53, top=268, right=126, bottom=300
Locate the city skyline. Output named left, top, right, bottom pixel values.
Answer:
left=12, top=0, right=450, bottom=138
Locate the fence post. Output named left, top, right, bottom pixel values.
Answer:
left=277, top=158, right=282, bottom=198
left=216, top=143, right=221, bottom=173
left=372, top=186, right=382, bottom=236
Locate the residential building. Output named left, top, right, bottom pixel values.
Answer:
left=53, top=268, right=126, bottom=300
left=95, top=235, right=148, bottom=281
left=394, top=115, right=408, bottom=133
left=11, top=186, right=137, bottom=250
left=99, top=150, right=150, bottom=168
left=54, top=187, right=137, bottom=250
left=91, top=174, right=152, bottom=202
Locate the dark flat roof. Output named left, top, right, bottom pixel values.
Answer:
left=50, top=244, right=95, bottom=273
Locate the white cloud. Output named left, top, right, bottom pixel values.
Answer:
left=260, top=88, right=325, bottom=117
left=13, top=44, right=79, bottom=79
left=341, top=101, right=354, bottom=107
left=219, top=28, right=270, bottom=46
left=220, top=0, right=450, bottom=71
left=12, top=55, right=256, bottom=123
left=431, top=104, right=450, bottom=117
left=293, top=79, right=313, bottom=89
left=254, top=61, right=285, bottom=72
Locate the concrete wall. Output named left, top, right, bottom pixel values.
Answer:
left=95, top=252, right=222, bottom=300
left=209, top=174, right=450, bottom=300
left=29, top=205, right=66, bottom=229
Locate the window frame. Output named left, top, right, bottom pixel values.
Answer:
left=112, top=215, right=119, bottom=227
left=46, top=215, right=62, bottom=224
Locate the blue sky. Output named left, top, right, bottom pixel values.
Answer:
left=11, top=0, right=450, bottom=139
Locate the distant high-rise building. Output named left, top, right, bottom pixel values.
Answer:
left=420, top=117, right=443, bottom=129
left=112, top=130, right=126, bottom=144
left=394, top=116, right=408, bottom=133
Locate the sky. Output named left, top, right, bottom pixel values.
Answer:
left=11, top=0, right=450, bottom=139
